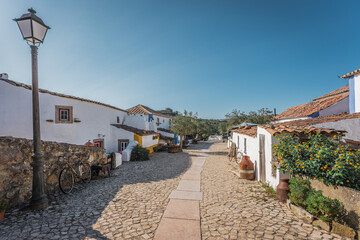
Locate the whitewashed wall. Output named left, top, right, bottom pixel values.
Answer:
left=257, top=127, right=289, bottom=189
left=313, top=118, right=360, bottom=141
left=0, top=80, right=131, bottom=153
left=318, top=97, right=349, bottom=117
left=124, top=114, right=152, bottom=130
left=154, top=115, right=171, bottom=130
left=108, top=126, right=134, bottom=153
left=232, top=132, right=259, bottom=179
left=142, top=135, right=158, bottom=148
left=273, top=117, right=308, bottom=124
left=158, top=130, right=174, bottom=138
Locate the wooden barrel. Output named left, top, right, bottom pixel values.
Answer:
left=239, top=155, right=255, bottom=180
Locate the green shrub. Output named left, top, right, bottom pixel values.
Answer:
left=273, top=132, right=360, bottom=190
left=289, top=177, right=343, bottom=222
left=288, top=177, right=311, bottom=208
left=0, top=199, right=7, bottom=212
left=130, top=145, right=150, bottom=161
left=305, top=189, right=342, bottom=222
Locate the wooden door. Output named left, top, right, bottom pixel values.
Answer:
left=259, top=134, right=266, bottom=182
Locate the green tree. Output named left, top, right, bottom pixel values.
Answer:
left=170, top=111, right=197, bottom=149
left=218, top=121, right=229, bottom=134
left=157, top=107, right=179, bottom=116
left=225, top=108, right=274, bottom=127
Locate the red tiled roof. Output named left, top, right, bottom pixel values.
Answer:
left=263, top=125, right=345, bottom=136
left=263, top=113, right=360, bottom=135
left=0, top=78, right=127, bottom=113
left=340, top=68, right=360, bottom=79
left=111, top=124, right=158, bottom=136
left=157, top=128, right=172, bottom=133
left=273, top=112, right=360, bottom=127
left=275, top=85, right=349, bottom=120
left=312, top=85, right=349, bottom=101
left=231, top=126, right=258, bottom=137
left=127, top=104, right=172, bottom=118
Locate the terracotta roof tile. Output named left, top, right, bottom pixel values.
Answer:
left=263, top=113, right=360, bottom=136
left=263, top=125, right=345, bottom=136
left=111, top=124, right=158, bottom=136
left=312, top=85, right=349, bottom=101
left=157, top=128, right=172, bottom=133
left=340, top=68, right=360, bottom=79
left=0, top=78, right=127, bottom=113
left=127, top=104, right=172, bottom=118
left=231, top=126, right=258, bottom=137
left=275, top=85, right=349, bottom=120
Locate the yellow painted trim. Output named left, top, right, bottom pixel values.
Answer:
left=146, top=143, right=159, bottom=154
left=134, top=134, right=142, bottom=146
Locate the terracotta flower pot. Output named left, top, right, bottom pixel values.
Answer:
left=276, top=178, right=290, bottom=203
left=0, top=210, right=5, bottom=220
left=239, top=155, right=255, bottom=180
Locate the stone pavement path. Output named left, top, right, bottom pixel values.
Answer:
left=154, top=146, right=209, bottom=240
left=0, top=141, right=352, bottom=240
left=0, top=151, right=191, bottom=240
left=200, top=142, right=350, bottom=240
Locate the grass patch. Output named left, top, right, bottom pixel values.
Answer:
left=261, top=183, right=277, bottom=199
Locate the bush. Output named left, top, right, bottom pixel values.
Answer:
left=289, top=177, right=343, bottom=222
left=288, top=177, right=311, bottom=208
left=130, top=145, right=150, bottom=161
left=273, top=132, right=360, bottom=190
left=305, top=189, right=342, bottom=222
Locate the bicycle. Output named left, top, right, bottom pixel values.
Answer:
left=58, top=157, right=92, bottom=194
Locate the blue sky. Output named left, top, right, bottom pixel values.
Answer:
left=0, top=0, right=359, bottom=119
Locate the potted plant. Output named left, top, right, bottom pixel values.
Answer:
left=0, top=199, right=8, bottom=220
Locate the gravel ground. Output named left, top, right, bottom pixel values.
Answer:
left=200, top=142, right=350, bottom=240
left=0, top=151, right=191, bottom=240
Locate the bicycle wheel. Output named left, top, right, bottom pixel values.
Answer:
left=81, top=163, right=92, bottom=183
left=59, top=167, right=74, bottom=194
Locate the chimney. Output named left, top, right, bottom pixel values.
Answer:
left=343, top=73, right=359, bottom=113
left=0, top=73, right=8, bottom=79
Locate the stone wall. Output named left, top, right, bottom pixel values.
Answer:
left=309, top=179, right=360, bottom=232
left=0, top=136, right=107, bottom=207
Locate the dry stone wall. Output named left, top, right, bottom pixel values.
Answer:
left=0, top=136, right=107, bottom=207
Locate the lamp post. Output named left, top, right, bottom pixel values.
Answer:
left=14, top=8, right=50, bottom=210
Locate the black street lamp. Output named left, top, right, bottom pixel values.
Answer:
left=14, top=8, right=50, bottom=210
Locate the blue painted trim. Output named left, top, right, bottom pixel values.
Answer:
left=309, top=112, right=319, bottom=118
left=349, top=76, right=355, bottom=114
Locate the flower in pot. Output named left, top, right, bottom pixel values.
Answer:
left=0, top=199, right=8, bottom=220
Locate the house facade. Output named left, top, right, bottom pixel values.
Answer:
left=230, top=73, right=360, bottom=189
left=274, top=85, right=349, bottom=123
left=0, top=76, right=161, bottom=154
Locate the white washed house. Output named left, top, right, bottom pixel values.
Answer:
left=230, top=75, right=360, bottom=189
left=126, top=104, right=175, bottom=145
left=0, top=76, right=160, bottom=154
left=274, top=85, right=349, bottom=123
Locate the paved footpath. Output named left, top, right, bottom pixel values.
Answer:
left=0, top=141, right=351, bottom=239
left=200, top=142, right=350, bottom=240
left=154, top=145, right=209, bottom=239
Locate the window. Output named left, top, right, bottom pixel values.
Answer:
left=94, top=139, right=104, bottom=149
left=156, top=118, right=160, bottom=126
left=117, top=116, right=120, bottom=123
left=55, top=106, right=73, bottom=123
left=118, top=139, right=129, bottom=151
left=59, top=109, right=69, bottom=121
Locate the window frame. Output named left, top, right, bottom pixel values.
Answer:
left=118, top=139, right=129, bottom=152
left=93, top=139, right=104, bottom=149
left=55, top=105, right=73, bottom=123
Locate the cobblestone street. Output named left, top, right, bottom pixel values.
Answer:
left=0, top=151, right=191, bottom=240
left=200, top=142, right=350, bottom=240
left=0, top=141, right=352, bottom=239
